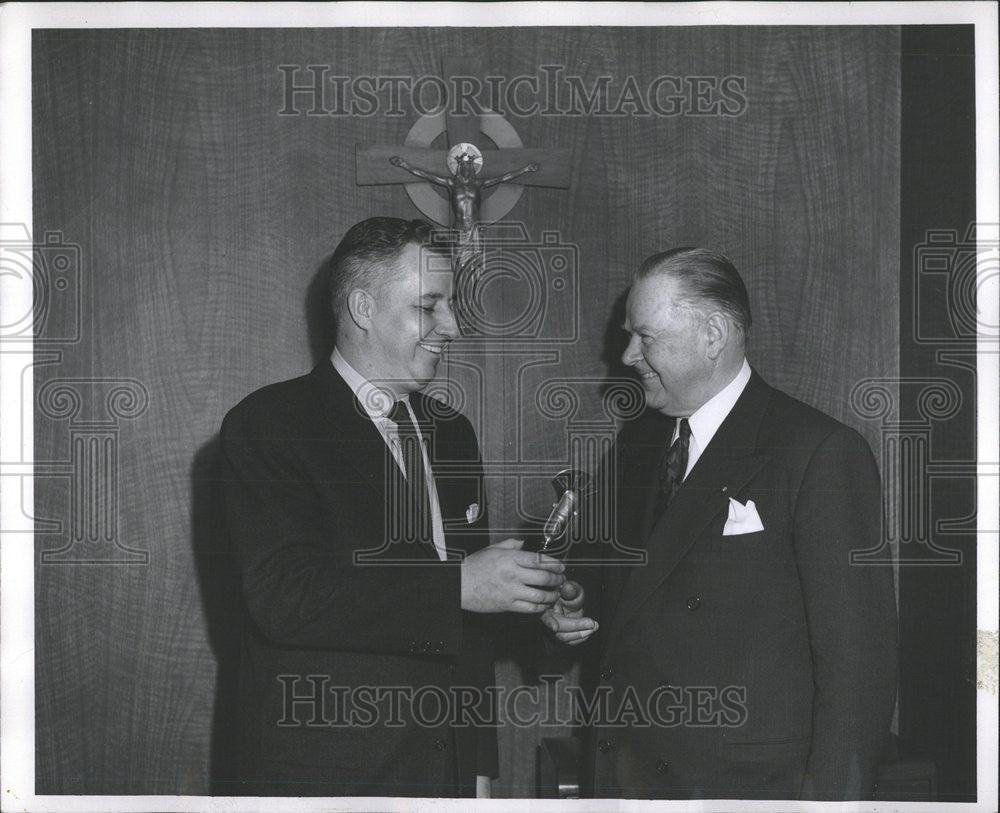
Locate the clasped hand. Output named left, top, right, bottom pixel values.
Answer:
left=460, top=538, right=566, bottom=614
left=540, top=580, right=598, bottom=645
left=460, top=540, right=599, bottom=644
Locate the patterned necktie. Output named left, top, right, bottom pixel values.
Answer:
left=388, top=400, right=432, bottom=544
left=653, top=418, right=691, bottom=520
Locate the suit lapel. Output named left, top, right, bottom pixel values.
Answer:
left=602, top=412, right=673, bottom=626
left=310, top=361, right=441, bottom=561
left=309, top=359, right=389, bottom=495
left=603, top=372, right=774, bottom=654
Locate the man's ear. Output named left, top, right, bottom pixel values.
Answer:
left=347, top=289, right=373, bottom=330
left=704, top=311, right=730, bottom=359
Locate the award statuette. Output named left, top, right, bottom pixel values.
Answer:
left=539, top=469, right=589, bottom=557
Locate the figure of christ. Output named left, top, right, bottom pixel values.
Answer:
left=389, top=152, right=539, bottom=237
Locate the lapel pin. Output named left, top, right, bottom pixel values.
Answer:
left=721, top=486, right=728, bottom=493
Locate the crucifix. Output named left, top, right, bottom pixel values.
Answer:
left=355, top=57, right=572, bottom=255
left=388, top=146, right=539, bottom=237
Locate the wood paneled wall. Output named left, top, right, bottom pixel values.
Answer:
left=32, top=27, right=899, bottom=796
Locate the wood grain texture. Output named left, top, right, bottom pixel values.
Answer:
left=32, top=27, right=899, bottom=797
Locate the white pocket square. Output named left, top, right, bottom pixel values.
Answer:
left=723, top=498, right=764, bottom=535
left=465, top=503, right=480, bottom=524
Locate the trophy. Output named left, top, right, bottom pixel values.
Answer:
left=538, top=468, right=590, bottom=556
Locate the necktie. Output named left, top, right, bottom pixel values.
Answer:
left=653, top=418, right=691, bottom=521
left=388, top=400, right=433, bottom=544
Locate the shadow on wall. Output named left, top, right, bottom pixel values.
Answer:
left=493, top=287, right=637, bottom=678
left=190, top=256, right=335, bottom=794
left=190, top=436, right=242, bottom=794
left=305, top=256, right=336, bottom=367
left=601, top=288, right=631, bottom=392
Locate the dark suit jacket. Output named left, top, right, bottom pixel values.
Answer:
left=219, top=360, right=496, bottom=797
left=577, top=370, right=897, bottom=800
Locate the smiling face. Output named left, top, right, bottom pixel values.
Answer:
left=621, top=274, right=715, bottom=417
left=363, top=241, right=459, bottom=397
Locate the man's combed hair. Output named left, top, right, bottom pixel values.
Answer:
left=637, top=247, right=753, bottom=338
left=324, top=217, right=440, bottom=324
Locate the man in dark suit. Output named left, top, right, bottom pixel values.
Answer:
left=220, top=217, right=566, bottom=797
left=544, top=247, right=898, bottom=800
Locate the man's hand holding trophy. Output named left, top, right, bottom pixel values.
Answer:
left=538, top=469, right=599, bottom=645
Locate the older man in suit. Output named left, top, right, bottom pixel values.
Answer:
left=544, top=248, right=898, bottom=800
left=220, top=217, right=566, bottom=797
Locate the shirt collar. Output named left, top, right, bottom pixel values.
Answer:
left=330, top=347, right=401, bottom=421
left=684, top=358, right=751, bottom=451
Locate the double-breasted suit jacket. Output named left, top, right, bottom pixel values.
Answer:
left=219, top=360, right=495, bottom=797
left=581, top=370, right=897, bottom=800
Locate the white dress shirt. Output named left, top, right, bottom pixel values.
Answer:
left=674, top=358, right=752, bottom=479
left=331, top=348, right=448, bottom=560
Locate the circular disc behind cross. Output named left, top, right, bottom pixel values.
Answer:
left=403, top=111, right=526, bottom=226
